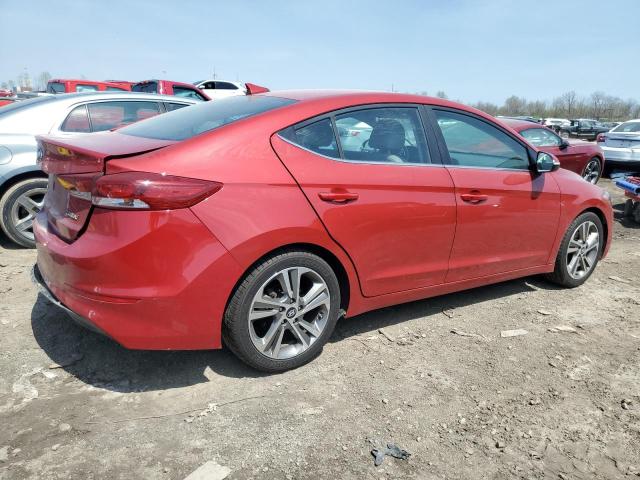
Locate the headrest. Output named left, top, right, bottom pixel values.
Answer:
left=369, top=119, right=405, bottom=151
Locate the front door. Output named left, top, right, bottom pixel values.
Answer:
left=430, top=108, right=561, bottom=282
left=271, top=105, right=457, bottom=297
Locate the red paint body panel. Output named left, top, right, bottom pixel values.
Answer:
left=34, top=208, right=241, bottom=349
left=444, top=168, right=560, bottom=281
left=271, top=135, right=457, bottom=296
left=47, top=79, right=131, bottom=93
left=33, top=91, right=614, bottom=351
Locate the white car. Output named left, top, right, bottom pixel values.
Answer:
left=597, top=119, right=640, bottom=171
left=193, top=80, right=247, bottom=99
left=543, top=118, right=571, bottom=131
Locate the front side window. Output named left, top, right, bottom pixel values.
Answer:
left=520, top=128, right=562, bottom=147
left=120, top=95, right=295, bottom=141
left=60, top=105, right=91, bottom=133
left=87, top=101, right=161, bottom=132
left=435, top=110, right=529, bottom=170
left=335, top=107, right=429, bottom=164
left=75, top=84, right=99, bottom=92
left=579, top=121, right=592, bottom=129
left=215, top=82, right=238, bottom=90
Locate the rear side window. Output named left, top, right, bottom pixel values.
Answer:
left=434, top=110, right=529, bottom=170
left=60, top=105, right=91, bottom=133
left=75, top=84, right=99, bottom=92
left=172, top=86, right=204, bottom=100
left=88, top=101, right=161, bottom=132
left=166, top=102, right=190, bottom=111
left=335, top=107, right=429, bottom=164
left=288, top=119, right=340, bottom=159
left=120, top=95, right=295, bottom=141
left=47, top=82, right=65, bottom=94
left=215, top=82, right=238, bottom=90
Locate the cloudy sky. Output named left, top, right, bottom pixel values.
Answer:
left=1, top=0, right=637, bottom=103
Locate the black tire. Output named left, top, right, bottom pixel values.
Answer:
left=222, top=250, right=341, bottom=372
left=559, top=130, right=570, bottom=139
left=545, top=212, right=603, bottom=288
left=0, top=178, right=48, bottom=248
left=623, top=199, right=635, bottom=218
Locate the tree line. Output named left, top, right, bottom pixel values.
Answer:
left=423, top=90, right=640, bottom=122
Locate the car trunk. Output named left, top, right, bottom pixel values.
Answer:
left=37, top=132, right=176, bottom=242
left=604, top=133, right=640, bottom=149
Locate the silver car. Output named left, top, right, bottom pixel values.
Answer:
left=599, top=120, right=640, bottom=171
left=0, top=92, right=199, bottom=247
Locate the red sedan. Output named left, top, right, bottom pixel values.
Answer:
left=33, top=92, right=613, bottom=372
left=501, top=118, right=605, bottom=184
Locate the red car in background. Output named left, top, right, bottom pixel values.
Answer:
left=132, top=79, right=210, bottom=101
left=47, top=79, right=131, bottom=94
left=32, top=92, right=612, bottom=372
left=501, top=118, right=605, bottom=184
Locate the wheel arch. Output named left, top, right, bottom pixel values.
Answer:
left=226, top=242, right=352, bottom=315
left=0, top=168, right=47, bottom=199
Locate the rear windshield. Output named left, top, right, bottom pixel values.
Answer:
left=132, top=82, right=158, bottom=93
left=612, top=122, right=640, bottom=133
left=120, top=95, right=295, bottom=141
left=47, top=82, right=65, bottom=94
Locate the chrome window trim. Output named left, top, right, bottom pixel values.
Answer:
left=277, top=134, right=444, bottom=168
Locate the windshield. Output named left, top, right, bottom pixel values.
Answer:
left=132, top=82, right=158, bottom=93
left=120, top=95, right=295, bottom=141
left=612, top=121, right=640, bottom=133
left=47, top=82, right=65, bottom=94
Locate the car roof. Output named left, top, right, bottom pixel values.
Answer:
left=25, top=91, right=198, bottom=104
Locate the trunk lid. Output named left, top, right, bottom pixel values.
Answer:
left=37, top=132, right=175, bottom=242
left=604, top=132, right=640, bottom=148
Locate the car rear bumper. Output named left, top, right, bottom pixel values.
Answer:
left=601, top=146, right=640, bottom=164
left=33, top=207, right=243, bottom=350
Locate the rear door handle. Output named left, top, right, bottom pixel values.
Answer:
left=318, top=191, right=359, bottom=203
left=460, top=193, right=488, bottom=204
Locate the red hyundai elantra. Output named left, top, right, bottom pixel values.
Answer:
left=33, top=91, right=613, bottom=372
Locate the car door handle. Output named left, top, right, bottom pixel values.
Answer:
left=318, top=191, right=359, bottom=203
left=460, top=193, right=488, bottom=204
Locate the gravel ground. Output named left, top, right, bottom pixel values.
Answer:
left=1, top=178, right=639, bottom=480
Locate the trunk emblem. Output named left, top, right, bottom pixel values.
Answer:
left=65, top=211, right=79, bottom=221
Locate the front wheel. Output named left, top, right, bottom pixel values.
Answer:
left=560, top=130, right=570, bottom=139
left=581, top=157, right=601, bottom=184
left=0, top=178, right=48, bottom=248
left=545, top=212, right=603, bottom=287
left=223, top=251, right=341, bottom=372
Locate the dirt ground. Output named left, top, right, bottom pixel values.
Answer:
left=0, top=178, right=638, bottom=480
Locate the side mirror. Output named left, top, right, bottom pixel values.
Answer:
left=536, top=152, right=560, bottom=173
left=559, top=139, right=570, bottom=150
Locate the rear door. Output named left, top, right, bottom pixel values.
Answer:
left=429, top=108, right=560, bottom=282
left=271, top=105, right=456, bottom=297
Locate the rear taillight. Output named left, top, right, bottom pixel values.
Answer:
left=57, top=173, right=101, bottom=200
left=92, top=172, right=222, bottom=210
left=596, top=134, right=606, bottom=142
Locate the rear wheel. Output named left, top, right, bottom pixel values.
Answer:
left=581, top=157, right=601, bottom=184
left=223, top=250, right=341, bottom=372
left=0, top=178, right=48, bottom=248
left=560, top=130, right=570, bottom=139
left=545, top=212, right=603, bottom=288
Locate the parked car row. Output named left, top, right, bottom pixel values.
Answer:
left=29, top=91, right=613, bottom=372
left=0, top=92, right=200, bottom=247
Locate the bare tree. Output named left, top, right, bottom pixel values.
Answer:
left=435, top=90, right=448, bottom=99
left=559, top=91, right=577, bottom=117
left=36, top=71, right=52, bottom=91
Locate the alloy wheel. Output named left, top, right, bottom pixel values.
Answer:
left=566, top=221, right=599, bottom=280
left=248, top=266, right=331, bottom=359
left=9, top=188, right=46, bottom=242
left=582, top=159, right=600, bottom=184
